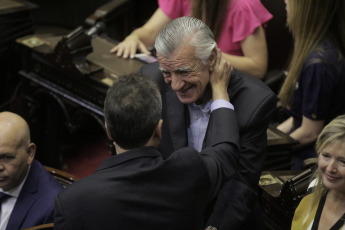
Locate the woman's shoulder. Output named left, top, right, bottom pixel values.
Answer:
left=230, top=0, right=271, bottom=14
left=158, top=0, right=190, bottom=19
left=291, top=193, right=320, bottom=229
left=295, top=193, right=320, bottom=217
left=227, top=0, right=273, bottom=30
left=299, top=193, right=315, bottom=205
left=307, top=40, right=344, bottom=65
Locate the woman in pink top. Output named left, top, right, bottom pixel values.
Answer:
left=111, top=0, right=272, bottom=79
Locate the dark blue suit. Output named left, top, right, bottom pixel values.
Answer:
left=5, top=160, right=63, bottom=230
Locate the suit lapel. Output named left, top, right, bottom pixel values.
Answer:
left=166, top=89, right=188, bottom=151
left=6, top=163, right=38, bottom=230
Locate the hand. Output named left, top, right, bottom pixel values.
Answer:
left=110, top=34, right=151, bottom=59
left=205, top=226, right=217, bottom=230
left=210, top=48, right=233, bottom=102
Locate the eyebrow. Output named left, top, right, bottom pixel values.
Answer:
left=338, top=156, right=345, bottom=161
left=159, top=66, right=193, bottom=72
left=0, top=153, right=13, bottom=157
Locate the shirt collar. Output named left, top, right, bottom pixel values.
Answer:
left=189, top=100, right=212, bottom=113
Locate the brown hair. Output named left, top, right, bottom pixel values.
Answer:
left=190, top=0, right=230, bottom=41
left=278, top=0, right=345, bottom=108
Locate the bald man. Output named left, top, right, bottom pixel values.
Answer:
left=0, top=112, right=63, bottom=230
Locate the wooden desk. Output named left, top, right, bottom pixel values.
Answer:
left=16, top=34, right=145, bottom=167
left=265, top=125, right=297, bottom=170
left=17, top=35, right=145, bottom=116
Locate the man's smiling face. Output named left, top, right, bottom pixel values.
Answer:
left=157, top=43, right=212, bottom=104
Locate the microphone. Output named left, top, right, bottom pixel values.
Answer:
left=85, top=22, right=106, bottom=37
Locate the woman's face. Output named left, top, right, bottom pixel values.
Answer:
left=318, top=141, right=345, bottom=193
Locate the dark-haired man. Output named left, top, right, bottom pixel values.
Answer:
left=54, top=52, right=240, bottom=229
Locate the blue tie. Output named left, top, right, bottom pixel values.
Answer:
left=0, top=192, right=10, bottom=204
left=0, top=192, right=11, bottom=224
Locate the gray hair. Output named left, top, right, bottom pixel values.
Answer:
left=155, top=16, right=216, bottom=63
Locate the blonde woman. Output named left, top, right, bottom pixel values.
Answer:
left=291, top=115, right=345, bottom=229
left=110, top=0, right=272, bottom=79
left=277, top=0, right=345, bottom=170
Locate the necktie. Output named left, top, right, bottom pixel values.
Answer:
left=0, top=192, right=11, bottom=224
left=0, top=193, right=10, bottom=204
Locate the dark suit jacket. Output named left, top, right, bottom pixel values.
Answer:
left=54, top=108, right=240, bottom=230
left=6, top=160, right=63, bottom=230
left=140, top=62, right=277, bottom=229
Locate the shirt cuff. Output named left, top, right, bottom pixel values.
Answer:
left=211, top=99, right=234, bottom=111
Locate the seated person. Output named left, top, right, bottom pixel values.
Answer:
left=277, top=0, right=345, bottom=170
left=111, top=0, right=272, bottom=79
left=54, top=62, right=240, bottom=229
left=140, top=16, right=277, bottom=229
left=0, top=111, right=63, bottom=230
left=291, top=114, right=345, bottom=229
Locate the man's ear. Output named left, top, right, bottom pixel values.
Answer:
left=154, top=119, right=163, bottom=141
left=105, top=122, right=114, bottom=141
left=208, top=47, right=218, bottom=72
left=27, top=143, right=36, bottom=164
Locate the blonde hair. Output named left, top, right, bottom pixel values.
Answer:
left=278, top=0, right=345, bottom=108
left=302, top=115, right=345, bottom=224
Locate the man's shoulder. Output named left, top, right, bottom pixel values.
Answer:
left=230, top=68, right=275, bottom=98
left=140, top=62, right=163, bottom=83
left=169, top=146, right=202, bottom=162
left=229, top=69, right=276, bottom=106
left=228, top=69, right=277, bottom=126
left=26, top=160, right=63, bottom=193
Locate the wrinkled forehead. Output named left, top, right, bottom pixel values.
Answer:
left=157, top=45, right=202, bottom=71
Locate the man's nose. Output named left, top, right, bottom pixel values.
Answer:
left=170, top=74, right=185, bottom=91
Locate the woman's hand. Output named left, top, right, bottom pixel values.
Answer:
left=110, top=33, right=151, bottom=59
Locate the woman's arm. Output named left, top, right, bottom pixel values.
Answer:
left=277, top=116, right=294, bottom=133
left=110, top=8, right=171, bottom=59
left=290, top=116, right=324, bottom=148
left=222, top=26, right=268, bottom=79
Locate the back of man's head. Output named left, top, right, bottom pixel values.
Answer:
left=104, top=73, right=162, bottom=149
left=155, top=16, right=216, bottom=63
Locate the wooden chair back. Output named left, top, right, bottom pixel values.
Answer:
left=23, top=223, right=54, bottom=230
left=44, top=166, right=78, bottom=188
